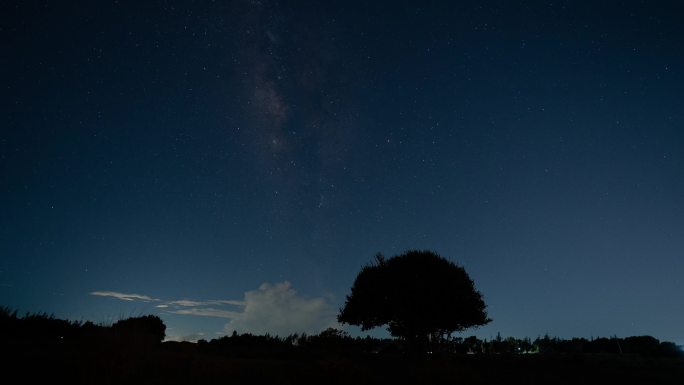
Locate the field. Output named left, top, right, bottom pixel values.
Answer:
left=7, top=343, right=683, bottom=385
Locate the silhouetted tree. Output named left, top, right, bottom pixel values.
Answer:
left=111, top=315, right=166, bottom=345
left=338, top=250, right=490, bottom=352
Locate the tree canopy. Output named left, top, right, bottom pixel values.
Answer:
left=338, top=250, right=490, bottom=348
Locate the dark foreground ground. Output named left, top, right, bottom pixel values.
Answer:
left=6, top=343, right=683, bottom=385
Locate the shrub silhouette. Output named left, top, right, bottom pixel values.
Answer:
left=338, top=250, right=490, bottom=351
left=0, top=307, right=83, bottom=346
left=111, top=315, right=166, bottom=346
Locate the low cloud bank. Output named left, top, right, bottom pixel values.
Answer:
left=91, top=281, right=337, bottom=336
left=224, top=281, right=336, bottom=336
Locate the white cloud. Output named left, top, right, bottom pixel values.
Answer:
left=166, top=307, right=241, bottom=319
left=168, top=299, right=245, bottom=307
left=167, top=300, right=207, bottom=307
left=90, top=291, right=243, bottom=308
left=224, top=281, right=337, bottom=336
left=212, top=299, right=247, bottom=306
left=164, top=332, right=206, bottom=343
left=90, top=291, right=159, bottom=302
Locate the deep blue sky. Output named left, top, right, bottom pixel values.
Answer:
left=2, top=1, right=683, bottom=343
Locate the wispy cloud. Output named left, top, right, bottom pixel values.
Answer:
left=89, top=292, right=243, bottom=308
left=213, top=299, right=247, bottom=306
left=90, top=291, right=159, bottom=302
left=168, top=299, right=245, bottom=307
left=167, top=300, right=206, bottom=307
left=90, top=290, right=246, bottom=319
left=166, top=308, right=242, bottom=319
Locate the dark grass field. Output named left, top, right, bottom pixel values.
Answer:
left=7, top=343, right=683, bottom=385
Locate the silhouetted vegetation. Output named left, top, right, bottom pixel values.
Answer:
left=338, top=250, right=490, bottom=352
left=189, top=327, right=681, bottom=359
left=2, top=307, right=682, bottom=384
left=111, top=314, right=166, bottom=346
left=0, top=306, right=165, bottom=348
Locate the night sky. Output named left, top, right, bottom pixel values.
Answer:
left=2, top=1, right=683, bottom=344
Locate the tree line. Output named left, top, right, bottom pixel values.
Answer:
left=1, top=307, right=166, bottom=350
left=191, top=329, right=681, bottom=358
left=3, top=307, right=679, bottom=358
left=445, top=333, right=681, bottom=357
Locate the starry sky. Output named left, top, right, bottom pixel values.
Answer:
left=2, top=1, right=683, bottom=343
